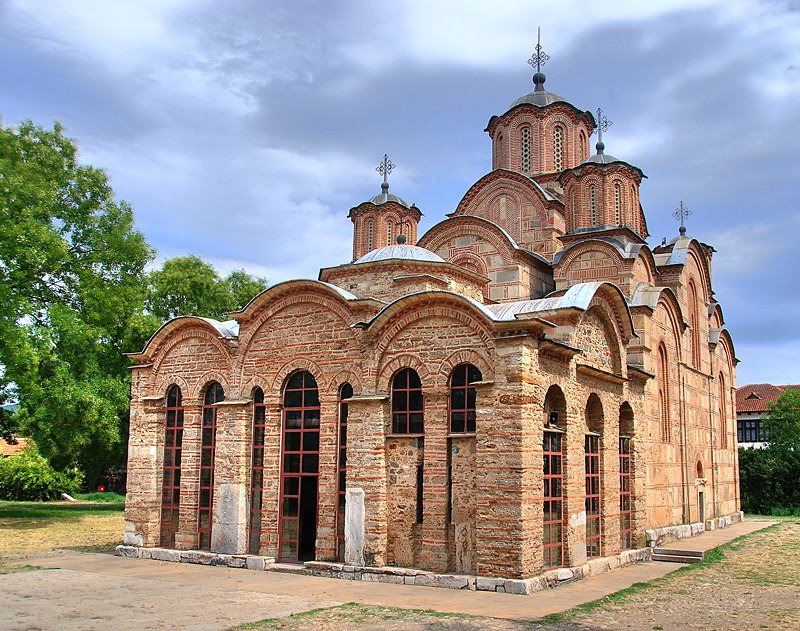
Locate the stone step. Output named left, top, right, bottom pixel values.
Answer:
left=653, top=547, right=704, bottom=559
left=267, top=562, right=308, bottom=575
left=652, top=553, right=703, bottom=564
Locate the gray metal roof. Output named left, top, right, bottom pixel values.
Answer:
left=368, top=192, right=411, bottom=208
left=509, top=90, right=568, bottom=108
left=584, top=152, right=621, bottom=165
left=198, top=317, right=240, bottom=338
left=355, top=244, right=445, bottom=264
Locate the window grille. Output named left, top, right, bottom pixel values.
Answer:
left=520, top=126, right=531, bottom=172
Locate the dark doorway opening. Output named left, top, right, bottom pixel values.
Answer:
left=299, top=477, right=318, bottom=561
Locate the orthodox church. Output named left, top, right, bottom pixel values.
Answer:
left=123, top=41, right=739, bottom=582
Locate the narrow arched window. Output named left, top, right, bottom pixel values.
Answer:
left=520, top=126, right=531, bottom=172
left=688, top=281, right=701, bottom=369
left=554, top=125, right=565, bottom=171
left=570, top=190, right=577, bottom=230
left=585, top=394, right=604, bottom=559
left=336, top=383, right=353, bottom=560
left=160, top=385, right=183, bottom=548
left=198, top=381, right=224, bottom=550
left=449, top=364, right=482, bottom=434
left=580, top=130, right=588, bottom=160
left=619, top=402, right=634, bottom=550
left=718, top=374, right=727, bottom=449
left=391, top=368, right=423, bottom=434
left=543, top=385, right=566, bottom=568
left=658, top=344, right=671, bottom=442
left=590, top=184, right=597, bottom=224
left=248, top=387, right=266, bottom=554
left=387, top=220, right=393, bottom=246
left=614, top=183, right=622, bottom=225
left=367, top=221, right=374, bottom=251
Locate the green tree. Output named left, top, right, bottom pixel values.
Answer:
left=764, top=387, right=800, bottom=454
left=145, top=255, right=267, bottom=322
left=0, top=120, right=153, bottom=485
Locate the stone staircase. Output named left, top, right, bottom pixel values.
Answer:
left=651, top=547, right=704, bottom=564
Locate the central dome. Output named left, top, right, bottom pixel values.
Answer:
left=355, top=244, right=444, bottom=264
left=509, top=89, right=567, bottom=109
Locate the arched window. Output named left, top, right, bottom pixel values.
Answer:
left=387, top=220, right=393, bottom=246
left=658, top=343, right=671, bottom=442
left=554, top=125, right=565, bottom=171
left=614, top=182, right=622, bottom=225
left=619, top=402, right=634, bottom=550
left=391, top=368, right=423, bottom=434
left=570, top=190, right=577, bottom=230
left=520, top=126, right=531, bottom=172
left=718, top=373, right=728, bottom=449
left=279, top=371, right=320, bottom=562
left=248, top=387, right=266, bottom=554
left=367, top=220, right=374, bottom=251
left=198, top=381, right=224, bottom=550
left=543, top=385, right=567, bottom=568
left=585, top=394, right=604, bottom=559
left=688, top=281, right=701, bottom=369
left=580, top=130, right=588, bottom=160
left=160, top=385, right=183, bottom=548
left=449, top=364, right=482, bottom=434
left=590, top=184, right=597, bottom=224
left=336, top=383, right=353, bottom=561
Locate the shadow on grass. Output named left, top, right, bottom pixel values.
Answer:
left=0, top=502, right=124, bottom=520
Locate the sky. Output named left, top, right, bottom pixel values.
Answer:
left=2, top=0, right=799, bottom=386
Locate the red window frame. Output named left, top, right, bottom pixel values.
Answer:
left=619, top=436, right=633, bottom=550
left=448, top=364, right=482, bottom=434
left=247, top=387, right=266, bottom=555
left=278, top=371, right=320, bottom=562
left=335, top=383, right=352, bottom=561
left=198, top=382, right=223, bottom=550
left=585, top=434, right=601, bottom=558
left=160, top=385, right=183, bottom=548
left=391, top=368, right=423, bottom=434
left=543, top=429, right=564, bottom=568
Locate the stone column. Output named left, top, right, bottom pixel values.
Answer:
left=475, top=336, right=540, bottom=579
left=259, top=401, right=282, bottom=558
left=602, top=403, right=621, bottom=556
left=176, top=398, right=201, bottom=550
left=211, top=399, right=251, bottom=554
left=419, top=391, right=449, bottom=573
left=124, top=390, right=164, bottom=547
left=345, top=395, right=389, bottom=566
left=564, top=398, right=587, bottom=567
left=315, top=391, right=340, bottom=560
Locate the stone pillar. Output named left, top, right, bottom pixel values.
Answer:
left=259, top=401, right=282, bottom=558
left=176, top=398, right=201, bottom=550
left=419, top=391, right=449, bottom=573
left=124, top=390, right=164, bottom=547
left=345, top=395, right=389, bottom=566
left=565, top=400, right=587, bottom=567
left=344, top=487, right=366, bottom=566
left=210, top=399, right=251, bottom=554
left=602, top=403, right=621, bottom=556
left=475, top=337, right=540, bottom=578
left=316, top=391, right=340, bottom=560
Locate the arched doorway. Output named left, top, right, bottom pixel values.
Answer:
left=279, top=371, right=320, bottom=562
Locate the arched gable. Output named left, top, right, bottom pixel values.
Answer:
left=418, top=215, right=531, bottom=268
left=234, top=279, right=357, bottom=323
left=137, top=316, right=237, bottom=362
left=554, top=239, right=625, bottom=284
left=574, top=305, right=623, bottom=374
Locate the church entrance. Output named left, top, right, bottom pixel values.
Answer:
left=278, top=371, right=320, bottom=562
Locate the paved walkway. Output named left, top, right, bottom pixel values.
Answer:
left=0, top=520, right=775, bottom=630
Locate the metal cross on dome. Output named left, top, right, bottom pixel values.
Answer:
left=376, top=154, right=395, bottom=186
left=673, top=200, right=692, bottom=235
left=596, top=108, right=613, bottom=143
left=527, top=27, right=549, bottom=73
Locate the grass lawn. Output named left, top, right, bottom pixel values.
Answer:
left=0, top=496, right=125, bottom=572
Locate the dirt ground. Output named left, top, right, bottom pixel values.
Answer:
left=236, top=520, right=800, bottom=631
left=1, top=505, right=798, bottom=631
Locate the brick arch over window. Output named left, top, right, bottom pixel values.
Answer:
left=436, top=349, right=494, bottom=389
left=544, top=384, right=568, bottom=428
left=585, top=393, right=605, bottom=433
left=272, top=357, right=329, bottom=394
left=657, top=342, right=672, bottom=442
left=448, top=363, right=483, bottom=434
left=391, top=367, right=424, bottom=434
left=152, top=374, right=191, bottom=402
left=377, top=354, right=432, bottom=395
left=193, top=371, right=233, bottom=400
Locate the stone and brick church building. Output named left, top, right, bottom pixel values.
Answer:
left=124, top=50, right=740, bottom=580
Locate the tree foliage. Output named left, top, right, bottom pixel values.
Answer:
left=739, top=387, right=800, bottom=515
left=1, top=120, right=153, bottom=485
left=0, top=443, right=83, bottom=501
left=145, top=255, right=268, bottom=322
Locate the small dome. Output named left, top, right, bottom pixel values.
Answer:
left=368, top=192, right=411, bottom=208
left=584, top=152, right=621, bottom=165
left=355, top=244, right=444, bottom=264
left=509, top=89, right=567, bottom=109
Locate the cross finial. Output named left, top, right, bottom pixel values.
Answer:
left=595, top=107, right=613, bottom=154
left=527, top=27, right=549, bottom=91
left=376, top=154, right=395, bottom=194
left=395, top=217, right=411, bottom=243
left=673, top=200, right=692, bottom=235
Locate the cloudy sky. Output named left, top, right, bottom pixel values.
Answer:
left=2, top=0, right=799, bottom=385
